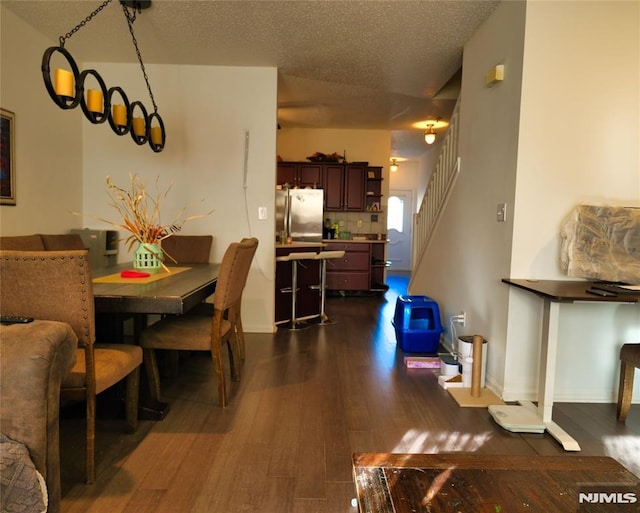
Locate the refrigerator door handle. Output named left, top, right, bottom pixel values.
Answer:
left=284, top=193, right=290, bottom=236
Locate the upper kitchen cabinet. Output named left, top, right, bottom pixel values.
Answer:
left=365, top=166, right=383, bottom=212
left=277, top=161, right=373, bottom=211
left=323, top=164, right=344, bottom=210
left=323, top=162, right=367, bottom=212
left=277, top=162, right=323, bottom=189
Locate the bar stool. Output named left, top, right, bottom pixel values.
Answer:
left=311, top=250, right=345, bottom=325
left=276, top=252, right=317, bottom=330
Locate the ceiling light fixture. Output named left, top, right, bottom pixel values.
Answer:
left=41, top=0, right=165, bottom=152
left=390, top=159, right=399, bottom=173
left=424, top=124, right=436, bottom=145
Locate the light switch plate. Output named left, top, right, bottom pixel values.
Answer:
left=497, top=203, right=506, bottom=222
left=258, top=206, right=267, bottom=220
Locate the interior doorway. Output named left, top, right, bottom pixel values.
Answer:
left=386, top=189, right=414, bottom=271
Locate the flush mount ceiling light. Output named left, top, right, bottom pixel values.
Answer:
left=424, top=124, right=436, bottom=145
left=390, top=158, right=399, bottom=173
left=41, top=0, right=165, bottom=152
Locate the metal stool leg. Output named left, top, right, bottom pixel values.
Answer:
left=282, top=255, right=310, bottom=331
left=310, top=250, right=345, bottom=325
left=315, top=258, right=335, bottom=324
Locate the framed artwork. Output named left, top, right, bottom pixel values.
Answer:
left=1, top=108, right=16, bottom=205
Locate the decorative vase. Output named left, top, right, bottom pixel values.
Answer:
left=133, top=242, right=163, bottom=272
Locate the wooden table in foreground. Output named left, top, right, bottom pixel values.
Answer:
left=353, top=453, right=640, bottom=513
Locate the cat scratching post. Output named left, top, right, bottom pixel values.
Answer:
left=471, top=334, right=483, bottom=397
left=448, top=333, right=504, bottom=407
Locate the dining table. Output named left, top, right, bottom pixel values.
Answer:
left=91, top=261, right=220, bottom=419
left=91, top=261, right=220, bottom=316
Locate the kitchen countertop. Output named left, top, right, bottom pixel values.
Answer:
left=323, top=238, right=388, bottom=243
left=275, top=239, right=387, bottom=249
left=275, top=241, right=326, bottom=249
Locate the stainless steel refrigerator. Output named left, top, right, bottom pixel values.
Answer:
left=275, top=189, right=324, bottom=242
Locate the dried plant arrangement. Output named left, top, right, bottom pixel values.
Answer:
left=73, top=173, right=213, bottom=265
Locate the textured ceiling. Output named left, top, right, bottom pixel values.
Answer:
left=4, top=0, right=500, bottom=159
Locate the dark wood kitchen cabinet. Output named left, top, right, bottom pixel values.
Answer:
left=276, top=161, right=370, bottom=211
left=323, top=162, right=367, bottom=212
left=276, top=162, right=323, bottom=188
left=324, top=241, right=370, bottom=291
left=324, top=240, right=388, bottom=293
left=365, top=166, right=383, bottom=212
left=369, top=241, right=389, bottom=291
left=323, top=164, right=344, bottom=210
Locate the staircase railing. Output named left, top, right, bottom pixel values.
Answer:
left=412, top=98, right=461, bottom=271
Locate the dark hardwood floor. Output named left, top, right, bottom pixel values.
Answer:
left=60, top=271, right=640, bottom=512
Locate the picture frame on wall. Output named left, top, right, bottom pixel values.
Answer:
left=1, top=108, right=16, bottom=205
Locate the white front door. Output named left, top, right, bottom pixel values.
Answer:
left=386, top=189, right=413, bottom=271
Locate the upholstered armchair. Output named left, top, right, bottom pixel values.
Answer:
left=0, top=320, right=77, bottom=513
left=0, top=250, right=142, bottom=484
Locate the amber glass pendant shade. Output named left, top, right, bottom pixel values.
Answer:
left=148, top=112, right=165, bottom=153
left=129, top=101, right=149, bottom=145
left=41, top=46, right=82, bottom=110
left=79, top=69, right=109, bottom=124
left=107, top=87, right=131, bottom=135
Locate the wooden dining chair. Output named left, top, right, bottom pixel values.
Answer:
left=161, top=234, right=213, bottom=264
left=156, top=235, right=214, bottom=374
left=140, top=238, right=258, bottom=407
left=39, top=233, right=86, bottom=251
left=0, top=250, right=142, bottom=484
left=187, top=237, right=258, bottom=360
left=0, top=234, right=46, bottom=250
left=225, top=237, right=257, bottom=360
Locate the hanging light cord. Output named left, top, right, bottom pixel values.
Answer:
left=122, top=2, right=158, bottom=114
left=59, top=0, right=114, bottom=48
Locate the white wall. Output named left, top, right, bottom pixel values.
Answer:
left=411, top=0, right=526, bottom=395
left=81, top=63, right=277, bottom=332
left=389, top=160, right=420, bottom=213
left=277, top=128, right=390, bottom=170
left=411, top=0, right=640, bottom=402
left=0, top=6, right=83, bottom=234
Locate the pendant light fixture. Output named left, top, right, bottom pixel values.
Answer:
left=424, top=124, right=436, bottom=145
left=390, top=158, right=399, bottom=173
left=41, top=0, right=165, bottom=152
